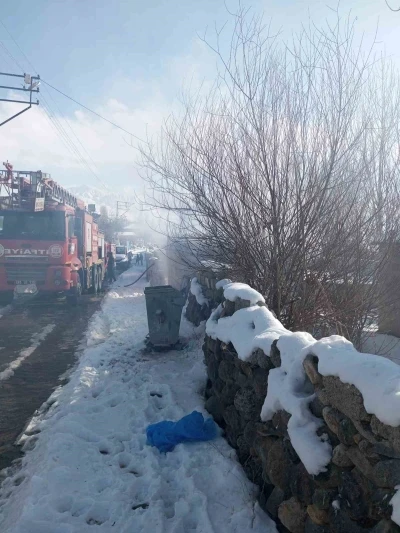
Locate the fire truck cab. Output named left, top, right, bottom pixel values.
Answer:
left=0, top=167, right=106, bottom=305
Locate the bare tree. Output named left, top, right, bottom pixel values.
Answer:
left=98, top=206, right=130, bottom=242
left=140, top=8, right=400, bottom=345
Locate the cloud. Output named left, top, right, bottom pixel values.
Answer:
left=0, top=92, right=164, bottom=190
left=0, top=36, right=217, bottom=192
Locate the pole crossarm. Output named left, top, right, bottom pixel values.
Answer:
left=116, top=200, right=134, bottom=219
left=0, top=71, right=40, bottom=126
left=0, top=85, right=39, bottom=92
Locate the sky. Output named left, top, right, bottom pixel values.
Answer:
left=0, top=0, right=398, bottom=197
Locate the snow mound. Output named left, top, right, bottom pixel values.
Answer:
left=215, top=279, right=232, bottom=289
left=206, top=304, right=287, bottom=360
left=205, top=281, right=270, bottom=360
left=261, top=332, right=331, bottom=475
left=223, top=282, right=265, bottom=305
left=262, top=332, right=400, bottom=478
left=190, top=277, right=208, bottom=307
left=309, top=335, right=400, bottom=427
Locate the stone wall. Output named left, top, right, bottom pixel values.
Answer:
left=188, top=277, right=400, bottom=533
left=185, top=270, right=226, bottom=326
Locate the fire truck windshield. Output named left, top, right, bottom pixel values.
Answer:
left=0, top=211, right=66, bottom=241
left=116, top=246, right=126, bottom=254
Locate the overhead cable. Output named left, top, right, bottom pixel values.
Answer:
left=41, top=79, right=148, bottom=145
left=0, top=19, right=110, bottom=190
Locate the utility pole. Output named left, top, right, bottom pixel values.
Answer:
left=116, top=201, right=134, bottom=245
left=0, top=72, right=40, bottom=126
left=116, top=200, right=133, bottom=219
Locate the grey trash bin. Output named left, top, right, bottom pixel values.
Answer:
left=144, top=285, right=186, bottom=347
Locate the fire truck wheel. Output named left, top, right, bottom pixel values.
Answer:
left=0, top=291, right=14, bottom=305
left=89, top=268, right=98, bottom=295
left=97, top=268, right=103, bottom=293
left=67, top=278, right=82, bottom=306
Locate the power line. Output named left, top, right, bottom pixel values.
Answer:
left=40, top=98, right=109, bottom=189
left=1, top=17, right=146, bottom=151
left=0, top=16, right=100, bottom=171
left=41, top=97, right=112, bottom=190
left=0, top=19, right=145, bottom=192
left=0, top=40, right=24, bottom=72
left=37, top=82, right=108, bottom=188
left=41, top=79, right=147, bottom=145
left=0, top=19, right=33, bottom=70
left=0, top=45, right=18, bottom=72
left=0, top=18, right=96, bottom=167
left=0, top=19, right=111, bottom=190
left=39, top=96, right=110, bottom=189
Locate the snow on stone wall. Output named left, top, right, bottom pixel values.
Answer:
left=185, top=271, right=228, bottom=327
left=187, top=277, right=400, bottom=533
left=190, top=277, right=208, bottom=307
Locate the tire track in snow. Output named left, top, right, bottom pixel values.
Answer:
left=0, top=324, right=56, bottom=381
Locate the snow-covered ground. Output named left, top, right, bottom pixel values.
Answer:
left=0, top=265, right=276, bottom=533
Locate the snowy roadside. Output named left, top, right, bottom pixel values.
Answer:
left=0, top=266, right=276, bottom=533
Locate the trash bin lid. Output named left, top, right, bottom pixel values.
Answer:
left=144, top=285, right=181, bottom=296
left=144, top=285, right=185, bottom=305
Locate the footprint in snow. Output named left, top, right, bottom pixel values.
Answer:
left=94, top=477, right=113, bottom=493
left=107, top=394, right=125, bottom=407
left=117, top=452, right=131, bottom=469
left=87, top=518, right=104, bottom=526
left=91, top=386, right=104, bottom=399
left=71, top=497, right=94, bottom=517
left=151, top=396, right=166, bottom=410
left=98, top=441, right=113, bottom=455
left=132, top=502, right=149, bottom=511
left=85, top=502, right=110, bottom=525
left=52, top=494, right=73, bottom=513
left=128, top=466, right=144, bottom=477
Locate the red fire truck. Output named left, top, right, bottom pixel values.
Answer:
left=0, top=165, right=108, bottom=305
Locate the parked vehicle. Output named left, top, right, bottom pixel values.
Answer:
left=115, top=245, right=130, bottom=271
left=0, top=166, right=109, bottom=305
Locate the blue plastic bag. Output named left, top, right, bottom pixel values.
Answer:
left=146, top=411, right=217, bottom=453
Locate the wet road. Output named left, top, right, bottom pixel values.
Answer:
left=0, top=295, right=102, bottom=470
